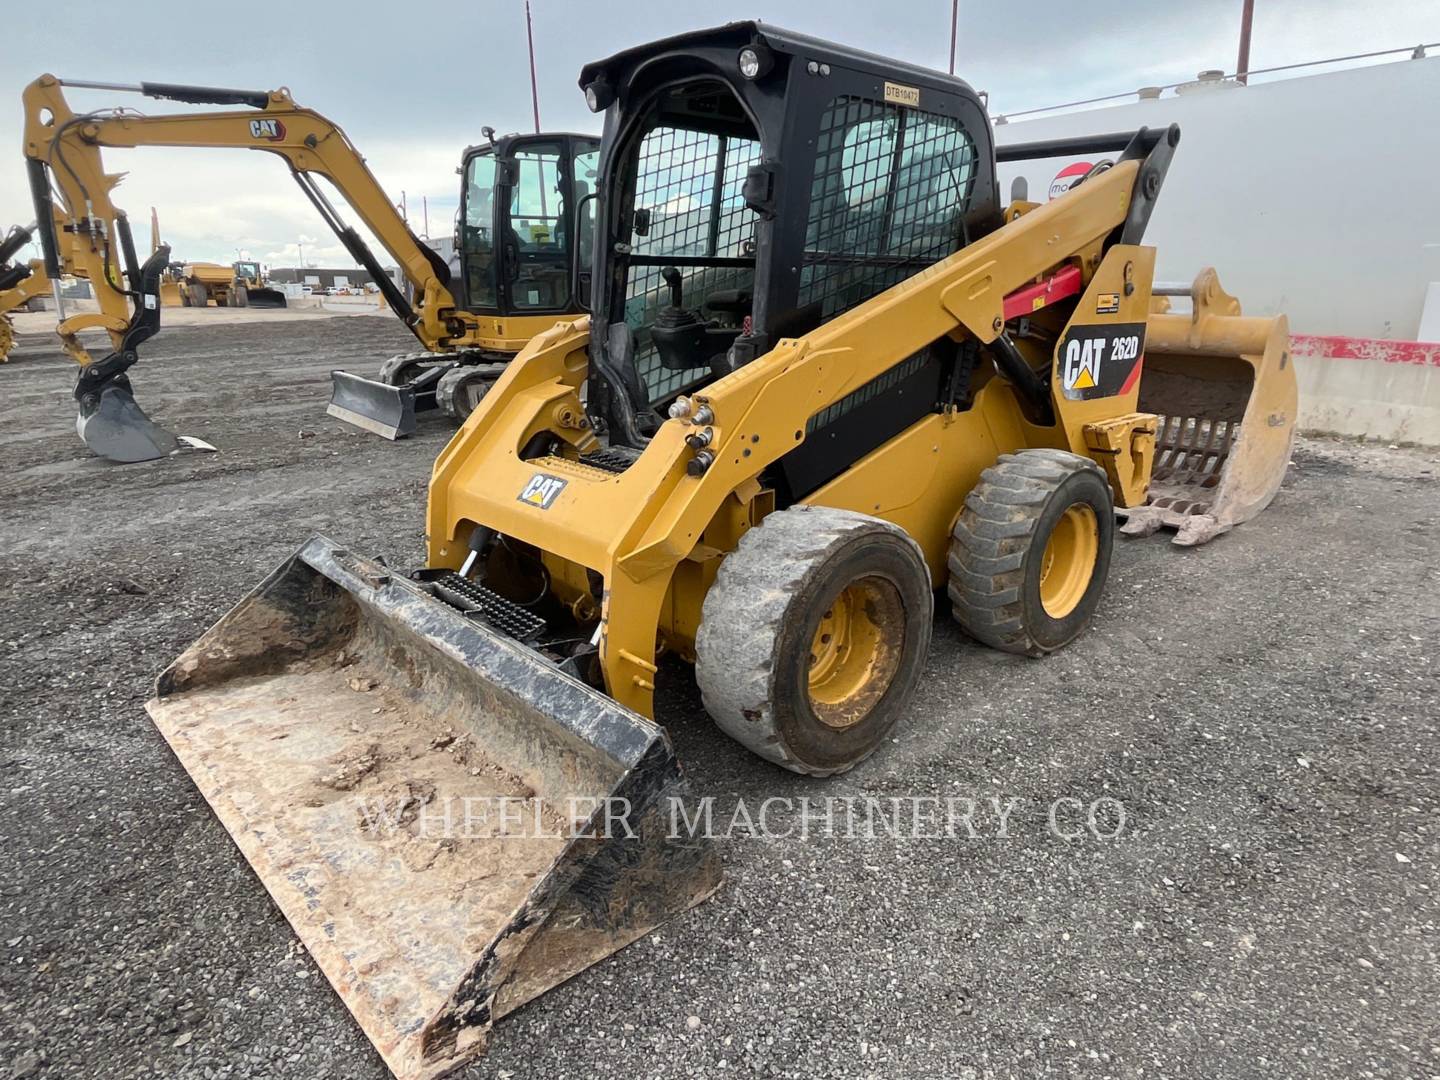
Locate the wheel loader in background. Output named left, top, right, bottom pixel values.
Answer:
left=0, top=222, right=50, bottom=361
left=174, top=258, right=288, bottom=308
left=21, top=74, right=597, bottom=459
left=142, top=22, right=1296, bottom=1079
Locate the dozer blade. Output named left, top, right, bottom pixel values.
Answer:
left=145, top=536, right=720, bottom=1079
left=77, top=377, right=181, bottom=462
left=1123, top=268, right=1297, bottom=546
left=327, top=369, right=418, bottom=439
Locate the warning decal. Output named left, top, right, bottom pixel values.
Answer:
left=1058, top=322, right=1146, bottom=401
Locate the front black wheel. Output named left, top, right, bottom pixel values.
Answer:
left=695, top=505, right=933, bottom=776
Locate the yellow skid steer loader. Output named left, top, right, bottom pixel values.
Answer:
left=146, top=23, right=1296, bottom=1078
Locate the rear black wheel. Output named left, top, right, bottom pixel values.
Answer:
left=695, top=505, right=933, bottom=776
left=947, top=449, right=1114, bottom=656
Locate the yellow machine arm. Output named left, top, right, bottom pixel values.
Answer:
left=1, top=215, right=102, bottom=361
left=21, top=73, right=494, bottom=360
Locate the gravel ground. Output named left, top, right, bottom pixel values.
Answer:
left=1, top=314, right=1437, bottom=1079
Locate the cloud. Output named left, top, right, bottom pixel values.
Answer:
left=4, top=0, right=1435, bottom=265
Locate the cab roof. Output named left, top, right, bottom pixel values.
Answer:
left=579, top=21, right=983, bottom=104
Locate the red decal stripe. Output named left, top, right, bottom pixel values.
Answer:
left=1120, top=356, right=1144, bottom=396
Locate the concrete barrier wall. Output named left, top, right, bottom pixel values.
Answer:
left=1292, top=335, right=1440, bottom=446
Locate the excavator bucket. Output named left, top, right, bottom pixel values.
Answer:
left=1122, top=269, right=1297, bottom=546
left=77, top=376, right=182, bottom=462
left=145, top=536, right=721, bottom=1080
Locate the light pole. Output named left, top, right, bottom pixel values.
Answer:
left=1236, top=0, right=1255, bottom=84
left=948, top=0, right=958, bottom=75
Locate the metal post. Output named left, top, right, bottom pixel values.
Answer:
left=423, top=195, right=429, bottom=238
left=526, top=1, right=548, bottom=221
left=948, top=0, right=959, bottom=76
left=526, top=1, right=542, bottom=133
left=1236, top=0, right=1255, bottom=84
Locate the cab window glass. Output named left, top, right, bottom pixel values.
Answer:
left=572, top=144, right=599, bottom=270
left=508, top=142, right=569, bottom=310
left=461, top=152, right=498, bottom=310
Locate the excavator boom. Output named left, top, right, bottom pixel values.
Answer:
left=21, top=74, right=525, bottom=459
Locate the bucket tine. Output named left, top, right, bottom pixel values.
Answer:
left=145, top=536, right=720, bottom=1079
left=1122, top=268, right=1297, bottom=545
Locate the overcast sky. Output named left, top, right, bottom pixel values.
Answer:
left=4, top=0, right=1435, bottom=267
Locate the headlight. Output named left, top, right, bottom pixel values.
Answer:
left=737, top=45, right=773, bottom=80
left=584, top=77, right=614, bottom=113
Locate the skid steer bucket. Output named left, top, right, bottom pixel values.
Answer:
left=1122, top=269, right=1297, bottom=546
left=146, top=536, right=721, bottom=1079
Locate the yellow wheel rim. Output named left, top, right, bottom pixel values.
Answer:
left=807, top=577, right=904, bottom=729
left=1038, top=504, right=1099, bottom=619
left=0, top=317, right=12, bottom=362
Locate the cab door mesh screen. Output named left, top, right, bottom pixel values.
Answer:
left=625, top=126, right=761, bottom=403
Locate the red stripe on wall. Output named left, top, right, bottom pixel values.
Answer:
left=1291, top=334, right=1440, bottom=368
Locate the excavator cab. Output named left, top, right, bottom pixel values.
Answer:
left=328, top=133, right=601, bottom=439
left=458, top=134, right=598, bottom=316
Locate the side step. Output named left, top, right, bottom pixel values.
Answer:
left=146, top=537, right=721, bottom=1078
